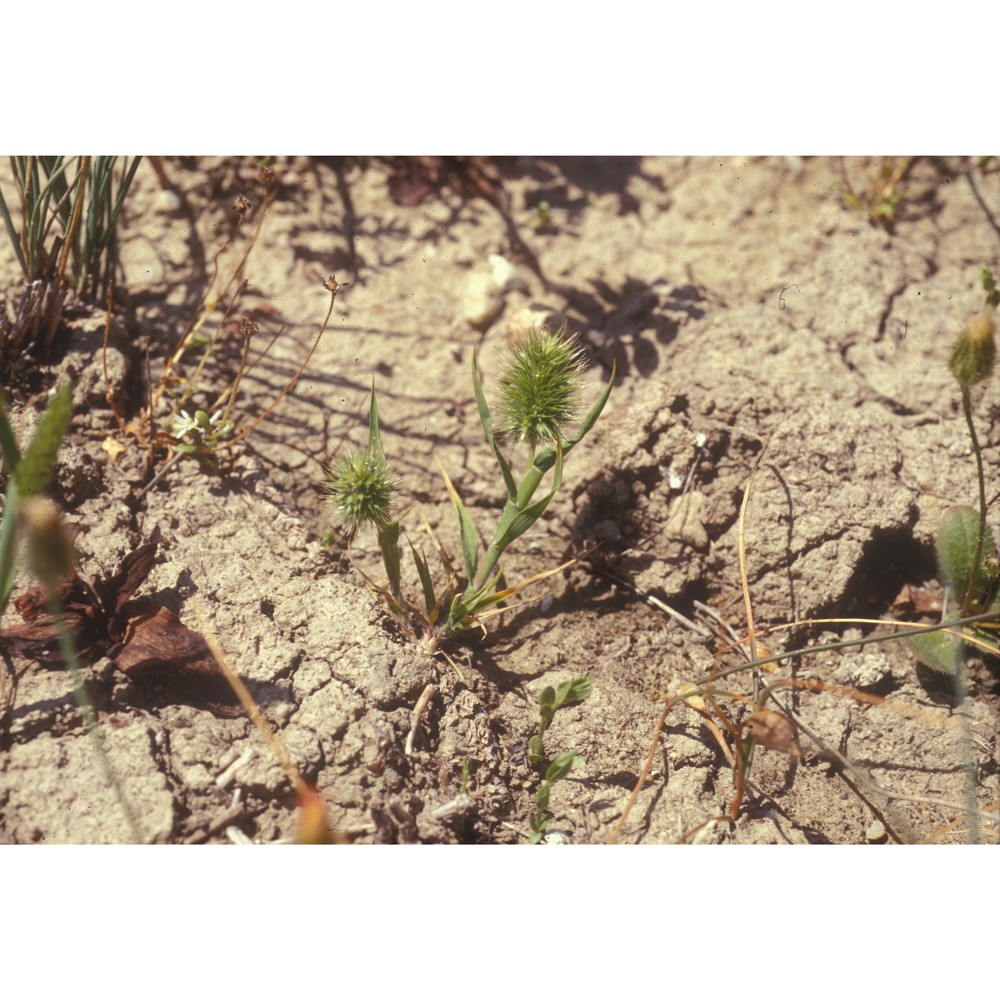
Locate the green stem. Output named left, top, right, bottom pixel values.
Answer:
left=956, top=382, right=988, bottom=843
left=46, top=591, right=143, bottom=843
left=464, top=452, right=553, bottom=600
left=959, top=384, right=988, bottom=617
left=951, top=643, right=980, bottom=844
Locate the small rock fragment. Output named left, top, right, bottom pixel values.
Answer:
left=848, top=652, right=893, bottom=693
left=489, top=253, right=527, bottom=293
left=506, top=303, right=567, bottom=343
left=866, top=819, right=886, bottom=842
left=463, top=272, right=504, bottom=328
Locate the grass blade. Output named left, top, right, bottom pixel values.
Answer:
left=15, top=383, right=72, bottom=497
left=472, top=349, right=518, bottom=500
left=0, top=479, right=20, bottom=614
left=436, top=457, right=479, bottom=583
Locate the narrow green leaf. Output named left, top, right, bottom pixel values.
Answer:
left=0, top=395, right=23, bottom=472
left=0, top=478, right=21, bottom=614
left=471, top=349, right=495, bottom=443
left=376, top=518, right=403, bottom=601
left=528, top=815, right=545, bottom=843
left=409, top=540, right=439, bottom=618
left=0, top=183, right=27, bottom=276
left=554, top=676, right=593, bottom=709
left=15, top=384, right=73, bottom=497
left=437, top=458, right=479, bottom=583
left=367, top=379, right=383, bottom=455
left=535, top=783, right=551, bottom=813
left=471, top=350, right=518, bottom=501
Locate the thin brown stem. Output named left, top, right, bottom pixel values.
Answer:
left=608, top=699, right=673, bottom=844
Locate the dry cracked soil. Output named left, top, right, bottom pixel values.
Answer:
left=2, top=155, right=999, bottom=845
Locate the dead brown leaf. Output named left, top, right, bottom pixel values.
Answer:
left=0, top=526, right=243, bottom=717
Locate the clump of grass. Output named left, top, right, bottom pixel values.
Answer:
left=324, top=326, right=614, bottom=646
left=0, top=156, right=141, bottom=363
left=832, top=156, right=913, bottom=231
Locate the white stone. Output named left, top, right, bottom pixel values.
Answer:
left=489, top=253, right=527, bottom=293
left=463, top=272, right=504, bottom=329
left=506, top=303, right=565, bottom=343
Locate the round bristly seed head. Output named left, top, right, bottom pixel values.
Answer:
left=325, top=447, right=396, bottom=534
left=949, top=309, right=996, bottom=387
left=497, top=326, right=586, bottom=450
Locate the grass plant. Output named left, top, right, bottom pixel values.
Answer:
left=325, top=327, right=614, bottom=645
left=832, top=156, right=913, bottom=230
left=0, top=156, right=140, bottom=362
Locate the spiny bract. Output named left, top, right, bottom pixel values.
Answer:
left=497, top=327, right=586, bottom=450
left=325, top=447, right=396, bottom=533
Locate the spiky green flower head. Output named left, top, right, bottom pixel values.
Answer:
left=325, top=446, right=396, bottom=535
left=497, top=326, right=587, bottom=451
left=950, top=309, right=996, bottom=387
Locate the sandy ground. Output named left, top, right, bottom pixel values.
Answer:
left=1, top=155, right=999, bottom=844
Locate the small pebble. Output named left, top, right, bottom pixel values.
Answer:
left=463, top=272, right=504, bottom=328
left=489, top=253, right=527, bottom=293
left=849, top=652, right=892, bottom=692
left=865, top=819, right=886, bottom=842
left=506, top=303, right=565, bottom=342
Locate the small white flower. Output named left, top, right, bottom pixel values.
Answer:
left=172, top=409, right=201, bottom=440
left=171, top=408, right=224, bottom=443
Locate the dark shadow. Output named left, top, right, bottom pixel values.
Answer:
left=530, top=157, right=666, bottom=217
left=837, top=522, right=934, bottom=620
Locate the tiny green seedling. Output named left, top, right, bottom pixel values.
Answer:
left=325, top=326, right=614, bottom=644
left=528, top=675, right=593, bottom=765
left=832, top=156, right=913, bottom=230
left=534, top=200, right=551, bottom=232
left=529, top=748, right=581, bottom=844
